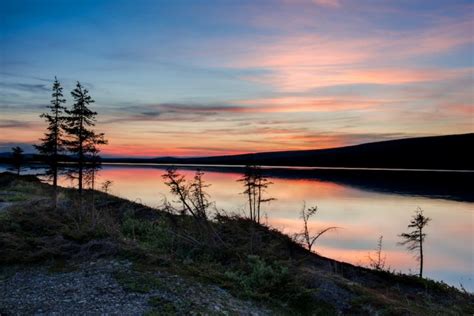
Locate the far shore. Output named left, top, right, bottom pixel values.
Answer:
left=1, top=162, right=473, bottom=203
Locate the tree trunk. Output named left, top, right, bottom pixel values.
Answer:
left=78, top=158, right=83, bottom=195
left=252, top=185, right=256, bottom=222
left=78, top=107, right=84, bottom=196
left=53, top=163, right=58, bottom=209
left=419, top=227, right=423, bottom=278
left=257, top=179, right=262, bottom=224
left=53, top=107, right=58, bottom=208
left=247, top=183, right=253, bottom=221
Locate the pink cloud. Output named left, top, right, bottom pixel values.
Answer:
left=387, top=20, right=473, bottom=59
left=244, top=67, right=469, bottom=92
left=220, top=18, right=472, bottom=92
left=312, top=0, right=341, bottom=8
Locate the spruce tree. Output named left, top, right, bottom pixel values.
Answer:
left=398, top=207, right=431, bottom=277
left=64, top=82, right=107, bottom=195
left=35, top=77, right=67, bottom=205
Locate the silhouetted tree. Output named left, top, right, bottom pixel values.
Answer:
left=368, top=235, right=386, bottom=271
left=101, top=180, right=113, bottom=193
left=255, top=167, right=274, bottom=223
left=64, top=82, right=107, bottom=195
left=238, top=166, right=255, bottom=220
left=161, top=168, right=223, bottom=244
left=10, top=146, right=24, bottom=176
left=296, top=204, right=337, bottom=253
left=34, top=77, right=67, bottom=207
left=237, top=165, right=274, bottom=223
left=162, top=168, right=194, bottom=216
left=83, top=146, right=102, bottom=223
left=398, top=207, right=431, bottom=278
left=189, top=170, right=211, bottom=219
left=83, top=136, right=104, bottom=191
left=162, top=168, right=211, bottom=220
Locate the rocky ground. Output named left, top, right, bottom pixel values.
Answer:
left=0, top=259, right=270, bottom=315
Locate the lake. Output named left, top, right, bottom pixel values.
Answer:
left=2, top=163, right=473, bottom=291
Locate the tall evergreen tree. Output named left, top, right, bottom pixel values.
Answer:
left=64, top=82, right=107, bottom=195
left=34, top=77, right=67, bottom=205
left=398, top=207, right=431, bottom=278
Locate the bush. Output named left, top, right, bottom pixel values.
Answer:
left=224, top=255, right=315, bottom=313
left=225, top=255, right=289, bottom=297
left=122, top=217, right=172, bottom=251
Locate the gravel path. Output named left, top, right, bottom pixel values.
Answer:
left=0, top=260, right=270, bottom=315
left=0, top=261, right=152, bottom=315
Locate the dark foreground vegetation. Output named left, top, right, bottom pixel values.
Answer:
left=0, top=173, right=473, bottom=315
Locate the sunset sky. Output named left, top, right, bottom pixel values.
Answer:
left=1, top=0, right=473, bottom=157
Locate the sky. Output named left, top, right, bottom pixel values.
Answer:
left=0, top=0, right=473, bottom=157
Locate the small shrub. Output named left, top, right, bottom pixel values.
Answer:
left=224, top=255, right=314, bottom=313
left=225, top=255, right=289, bottom=297
left=122, top=217, right=172, bottom=251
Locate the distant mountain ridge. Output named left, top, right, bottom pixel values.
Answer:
left=1, top=133, right=472, bottom=170
left=107, top=133, right=474, bottom=170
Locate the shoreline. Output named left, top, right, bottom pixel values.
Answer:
left=1, top=172, right=473, bottom=314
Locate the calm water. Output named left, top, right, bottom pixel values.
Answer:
left=3, top=164, right=473, bottom=291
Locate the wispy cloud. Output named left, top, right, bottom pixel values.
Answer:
left=0, top=72, right=52, bottom=82
left=103, top=94, right=395, bottom=125
left=0, top=119, right=34, bottom=129
left=238, top=96, right=392, bottom=112
left=217, top=18, right=473, bottom=92
left=0, top=82, right=49, bottom=93
left=101, top=103, right=251, bottom=124
left=312, top=0, right=341, bottom=8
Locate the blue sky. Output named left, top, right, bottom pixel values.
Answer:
left=1, top=0, right=472, bottom=156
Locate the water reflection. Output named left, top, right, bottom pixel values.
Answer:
left=2, top=164, right=473, bottom=291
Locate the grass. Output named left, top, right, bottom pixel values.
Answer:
left=0, top=172, right=472, bottom=315
left=0, top=192, right=29, bottom=202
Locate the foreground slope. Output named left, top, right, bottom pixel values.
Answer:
left=0, top=173, right=472, bottom=315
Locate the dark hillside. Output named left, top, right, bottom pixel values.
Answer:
left=162, top=133, right=473, bottom=170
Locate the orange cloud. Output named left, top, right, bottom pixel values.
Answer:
left=238, top=95, right=390, bottom=112
left=243, top=64, right=470, bottom=92
left=442, top=103, right=474, bottom=115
